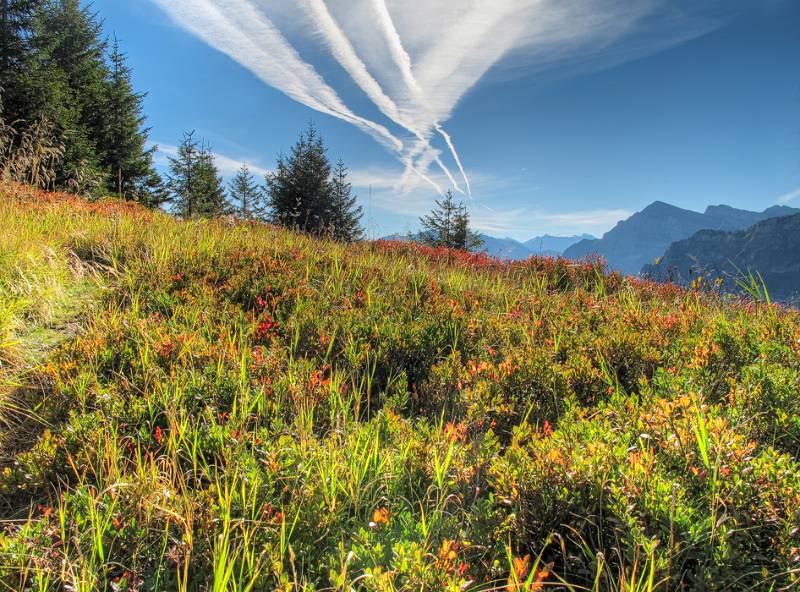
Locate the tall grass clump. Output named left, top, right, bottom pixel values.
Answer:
left=0, top=117, right=64, bottom=190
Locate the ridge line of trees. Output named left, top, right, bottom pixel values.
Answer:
left=165, top=122, right=364, bottom=242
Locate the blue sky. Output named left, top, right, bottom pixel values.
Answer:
left=95, top=0, right=800, bottom=240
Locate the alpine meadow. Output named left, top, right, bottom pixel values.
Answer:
left=2, top=0, right=800, bottom=591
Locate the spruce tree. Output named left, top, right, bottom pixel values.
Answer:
left=0, top=0, right=39, bottom=122
left=195, top=146, right=229, bottom=216
left=419, top=190, right=458, bottom=248
left=228, top=164, right=264, bottom=220
left=166, top=131, right=199, bottom=217
left=136, top=168, right=169, bottom=209
left=266, top=122, right=332, bottom=234
left=2, top=1, right=163, bottom=202
left=419, top=190, right=483, bottom=251
left=452, top=202, right=483, bottom=251
left=26, top=0, right=110, bottom=190
left=167, top=131, right=228, bottom=218
left=328, top=158, right=363, bottom=241
left=0, top=0, right=35, bottom=74
left=98, top=37, right=163, bottom=204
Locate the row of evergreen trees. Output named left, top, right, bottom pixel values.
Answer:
left=165, top=123, right=485, bottom=249
left=1, top=0, right=164, bottom=204
left=165, top=124, right=365, bottom=242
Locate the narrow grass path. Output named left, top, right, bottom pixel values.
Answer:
left=0, top=272, right=103, bottom=473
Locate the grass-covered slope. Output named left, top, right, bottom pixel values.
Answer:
left=1, top=182, right=799, bottom=591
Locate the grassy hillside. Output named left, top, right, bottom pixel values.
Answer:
left=1, top=182, right=799, bottom=591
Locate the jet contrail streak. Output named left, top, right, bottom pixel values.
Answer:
left=302, top=0, right=457, bottom=194
left=155, top=0, right=450, bottom=195
left=153, top=0, right=403, bottom=152
left=368, top=0, right=423, bottom=102
left=303, top=0, right=399, bottom=125
left=408, top=147, right=444, bottom=195
left=435, top=124, right=471, bottom=195
left=407, top=159, right=444, bottom=195
left=369, top=0, right=471, bottom=194
left=415, top=0, right=540, bottom=121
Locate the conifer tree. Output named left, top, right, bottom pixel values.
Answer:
left=167, top=131, right=228, bottom=218
left=1, top=1, right=164, bottom=203
left=266, top=122, right=332, bottom=234
left=136, top=168, right=169, bottom=209
left=452, top=202, right=484, bottom=252
left=0, top=0, right=36, bottom=73
left=98, top=37, right=162, bottom=204
left=194, top=146, right=228, bottom=216
left=328, top=158, right=363, bottom=241
left=166, top=131, right=199, bottom=217
left=25, top=0, right=110, bottom=190
left=0, top=0, right=39, bottom=121
left=228, top=164, right=264, bottom=220
left=419, top=190, right=483, bottom=251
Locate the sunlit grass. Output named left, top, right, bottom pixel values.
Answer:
left=0, top=181, right=798, bottom=591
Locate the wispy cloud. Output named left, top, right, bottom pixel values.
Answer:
left=151, top=142, right=272, bottom=178
left=346, top=164, right=629, bottom=238
left=777, top=187, right=800, bottom=204
left=149, top=0, right=405, bottom=153
left=469, top=204, right=630, bottom=238
left=149, top=0, right=730, bottom=195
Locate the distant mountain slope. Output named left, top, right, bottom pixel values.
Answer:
left=477, top=234, right=534, bottom=260
left=642, top=213, right=800, bottom=301
left=380, top=232, right=595, bottom=260
left=563, top=202, right=800, bottom=275
left=525, top=234, right=594, bottom=254
left=381, top=233, right=535, bottom=260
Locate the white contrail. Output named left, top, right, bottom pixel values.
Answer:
left=153, top=0, right=416, bottom=162
left=415, top=0, right=536, bottom=124
left=407, top=146, right=444, bottom=195
left=411, top=0, right=655, bottom=126
left=368, top=0, right=471, bottom=194
left=397, top=143, right=451, bottom=195
left=368, top=0, right=423, bottom=102
left=154, top=0, right=450, bottom=195
left=435, top=124, right=471, bottom=196
left=302, top=0, right=459, bottom=194
left=406, top=157, right=445, bottom=195
left=303, top=0, right=399, bottom=125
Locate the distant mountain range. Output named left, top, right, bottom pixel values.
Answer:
left=380, top=233, right=593, bottom=260
left=476, top=235, right=536, bottom=260
left=563, top=202, right=800, bottom=275
left=642, top=213, right=800, bottom=302
left=380, top=201, right=800, bottom=301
